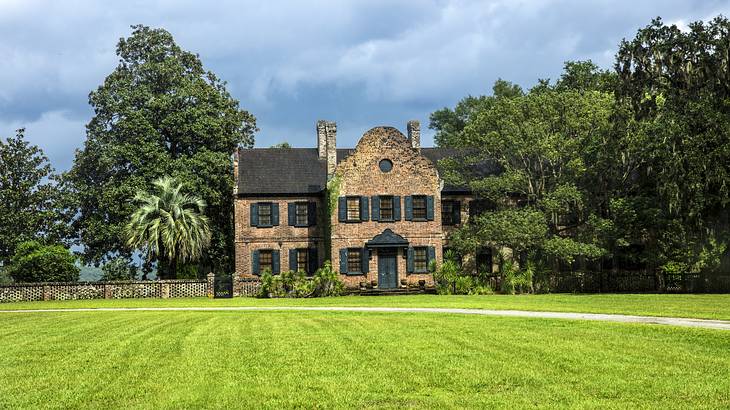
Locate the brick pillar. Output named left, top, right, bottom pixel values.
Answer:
left=232, top=149, right=239, bottom=195
left=325, top=121, right=337, bottom=177
left=207, top=272, right=215, bottom=298
left=161, top=281, right=170, bottom=299
left=407, top=120, right=420, bottom=151
left=42, top=285, right=50, bottom=301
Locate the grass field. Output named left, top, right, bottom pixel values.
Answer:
left=3, top=293, right=730, bottom=320
left=1, top=309, right=729, bottom=409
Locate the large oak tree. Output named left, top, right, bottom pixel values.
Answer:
left=70, top=25, right=257, bottom=275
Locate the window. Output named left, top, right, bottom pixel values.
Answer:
left=347, top=197, right=361, bottom=221
left=295, top=203, right=308, bottom=226
left=379, top=196, right=394, bottom=221
left=296, top=249, right=308, bottom=273
left=468, top=199, right=496, bottom=220
left=259, top=250, right=273, bottom=274
left=258, top=203, right=272, bottom=226
left=413, top=247, right=428, bottom=272
left=476, top=247, right=492, bottom=274
left=442, top=200, right=460, bottom=225
left=347, top=248, right=362, bottom=273
left=412, top=195, right=427, bottom=220
left=379, top=159, right=393, bottom=173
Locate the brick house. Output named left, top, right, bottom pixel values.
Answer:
left=233, top=120, right=499, bottom=293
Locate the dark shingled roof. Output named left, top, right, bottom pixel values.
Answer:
left=237, top=148, right=326, bottom=195
left=238, top=147, right=500, bottom=195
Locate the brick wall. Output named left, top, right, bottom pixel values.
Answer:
left=234, top=195, right=326, bottom=279
left=331, top=126, right=443, bottom=288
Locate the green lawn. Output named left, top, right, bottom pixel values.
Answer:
left=3, top=293, right=730, bottom=320
left=1, top=310, right=728, bottom=408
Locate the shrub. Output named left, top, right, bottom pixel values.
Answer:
left=6, top=241, right=80, bottom=283
left=256, top=261, right=344, bottom=298
left=500, top=259, right=533, bottom=294
left=311, top=261, right=344, bottom=297
left=434, top=251, right=493, bottom=295
left=101, top=257, right=138, bottom=281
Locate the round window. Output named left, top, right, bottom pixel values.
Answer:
left=379, top=159, right=393, bottom=173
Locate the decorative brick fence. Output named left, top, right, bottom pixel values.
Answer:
left=0, top=274, right=262, bottom=303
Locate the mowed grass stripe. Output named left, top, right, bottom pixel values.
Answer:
left=2, top=293, right=730, bottom=320
left=1, top=311, right=729, bottom=409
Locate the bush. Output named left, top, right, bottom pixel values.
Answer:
left=101, top=257, right=138, bottom=281
left=6, top=241, right=80, bottom=283
left=256, top=261, right=344, bottom=298
left=434, top=251, right=493, bottom=295
left=500, top=259, right=533, bottom=294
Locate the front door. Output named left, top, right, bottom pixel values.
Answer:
left=378, top=249, right=398, bottom=289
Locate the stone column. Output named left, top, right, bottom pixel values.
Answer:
left=207, top=272, right=215, bottom=298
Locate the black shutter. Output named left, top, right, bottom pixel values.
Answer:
left=271, top=203, right=280, bottom=226
left=426, top=196, right=434, bottom=221
left=405, top=196, right=413, bottom=221
left=371, top=196, right=380, bottom=222
left=339, top=249, right=348, bottom=274
left=308, top=248, right=318, bottom=274
left=393, top=196, right=401, bottom=221
left=252, top=250, right=260, bottom=275
left=250, top=203, right=259, bottom=227
left=288, top=203, right=296, bottom=226
left=453, top=201, right=461, bottom=225
left=289, top=249, right=298, bottom=272
left=428, top=247, right=436, bottom=268
left=406, top=247, right=414, bottom=273
left=338, top=197, right=346, bottom=222
left=308, top=202, right=317, bottom=226
left=360, top=196, right=369, bottom=221
left=272, top=250, right=280, bottom=274
left=362, top=247, right=369, bottom=273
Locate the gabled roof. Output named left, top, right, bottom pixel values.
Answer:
left=237, top=147, right=500, bottom=195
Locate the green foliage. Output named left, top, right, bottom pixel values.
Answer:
left=69, top=24, right=257, bottom=274
left=101, top=257, right=138, bottom=281
left=500, top=259, right=533, bottom=295
left=433, top=251, right=493, bottom=295
left=270, top=142, right=291, bottom=148
left=125, top=176, right=211, bottom=279
left=6, top=241, right=79, bottom=283
left=0, top=129, right=74, bottom=265
left=257, top=261, right=344, bottom=298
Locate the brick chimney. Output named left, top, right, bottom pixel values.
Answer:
left=407, top=120, right=420, bottom=151
left=232, top=148, right=239, bottom=195
left=316, top=120, right=337, bottom=178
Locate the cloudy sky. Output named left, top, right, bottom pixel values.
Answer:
left=1, top=0, right=729, bottom=171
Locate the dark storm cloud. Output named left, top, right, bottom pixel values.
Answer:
left=1, top=0, right=729, bottom=170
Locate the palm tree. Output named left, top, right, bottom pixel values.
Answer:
left=125, top=176, right=211, bottom=279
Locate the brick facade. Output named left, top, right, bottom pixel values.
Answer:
left=233, top=121, right=495, bottom=291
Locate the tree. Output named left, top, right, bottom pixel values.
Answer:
left=6, top=240, right=79, bottom=283
left=125, top=176, right=211, bottom=279
left=614, top=16, right=730, bottom=272
left=101, top=257, right=138, bottom=281
left=429, top=79, right=523, bottom=147
left=69, top=25, right=257, bottom=273
left=439, top=77, right=612, bottom=267
left=0, top=129, right=73, bottom=265
left=270, top=142, right=291, bottom=148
